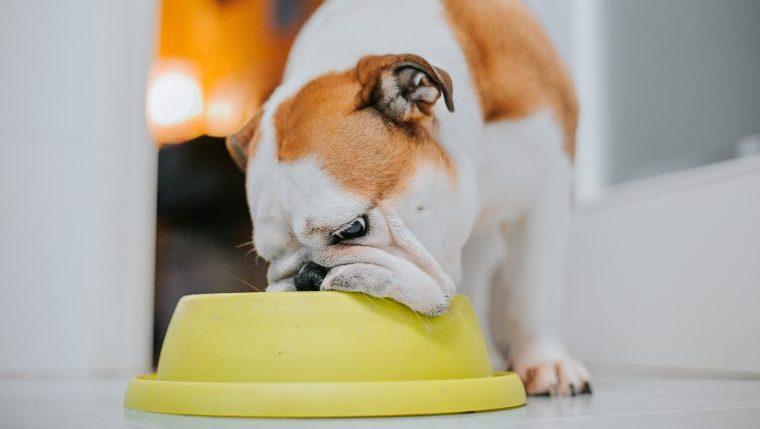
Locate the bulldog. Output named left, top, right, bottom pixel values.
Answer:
left=226, top=0, right=590, bottom=396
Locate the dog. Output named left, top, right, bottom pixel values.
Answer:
left=226, top=0, right=590, bottom=396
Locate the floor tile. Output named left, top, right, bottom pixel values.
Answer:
left=2, top=373, right=760, bottom=428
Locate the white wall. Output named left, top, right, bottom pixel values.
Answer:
left=564, top=156, right=760, bottom=374
left=524, top=1, right=760, bottom=373
left=0, top=0, right=157, bottom=377
left=522, top=0, right=576, bottom=71
left=529, top=0, right=760, bottom=200
left=601, top=0, right=760, bottom=185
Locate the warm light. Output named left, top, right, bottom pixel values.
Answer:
left=204, top=76, right=258, bottom=137
left=147, top=71, right=203, bottom=126
left=149, top=0, right=322, bottom=144
left=147, top=60, right=205, bottom=144
left=205, top=98, right=235, bottom=135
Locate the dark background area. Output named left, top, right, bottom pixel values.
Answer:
left=154, top=136, right=268, bottom=365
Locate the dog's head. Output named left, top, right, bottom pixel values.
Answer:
left=226, top=54, right=469, bottom=315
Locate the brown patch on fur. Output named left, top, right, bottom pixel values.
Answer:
left=442, top=0, right=578, bottom=156
left=274, top=69, right=454, bottom=200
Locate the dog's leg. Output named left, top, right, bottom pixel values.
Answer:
left=497, top=215, right=591, bottom=396
left=458, top=232, right=506, bottom=370
left=493, top=133, right=591, bottom=396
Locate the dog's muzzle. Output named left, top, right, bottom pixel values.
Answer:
left=294, top=262, right=330, bottom=291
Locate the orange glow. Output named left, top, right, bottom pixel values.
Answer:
left=205, top=99, right=234, bottom=136
left=150, top=0, right=322, bottom=144
left=204, top=75, right=256, bottom=137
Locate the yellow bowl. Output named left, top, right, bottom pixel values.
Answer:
left=124, top=292, right=525, bottom=417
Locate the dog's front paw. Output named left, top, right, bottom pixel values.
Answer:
left=509, top=340, right=591, bottom=396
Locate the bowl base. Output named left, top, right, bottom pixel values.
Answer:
left=124, top=371, right=526, bottom=417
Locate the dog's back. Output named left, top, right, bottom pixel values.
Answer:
left=442, top=0, right=577, bottom=155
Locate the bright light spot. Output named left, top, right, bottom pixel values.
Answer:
left=147, top=72, right=203, bottom=126
left=206, top=99, right=234, bottom=130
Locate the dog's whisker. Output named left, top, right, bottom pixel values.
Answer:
left=236, top=240, right=254, bottom=249
left=411, top=308, right=433, bottom=336
left=235, top=277, right=262, bottom=292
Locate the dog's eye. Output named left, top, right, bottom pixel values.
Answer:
left=332, top=216, right=367, bottom=241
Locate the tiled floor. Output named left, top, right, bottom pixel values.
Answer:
left=2, top=371, right=760, bottom=428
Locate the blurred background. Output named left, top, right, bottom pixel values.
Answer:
left=0, top=0, right=758, bottom=379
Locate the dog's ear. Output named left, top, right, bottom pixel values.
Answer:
left=356, top=54, right=454, bottom=124
left=225, top=111, right=262, bottom=172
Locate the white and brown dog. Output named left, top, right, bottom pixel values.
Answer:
left=226, top=0, right=590, bottom=396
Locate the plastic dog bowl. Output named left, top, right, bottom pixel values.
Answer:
left=124, top=292, right=525, bottom=417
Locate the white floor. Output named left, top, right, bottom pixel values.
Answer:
left=2, top=369, right=760, bottom=428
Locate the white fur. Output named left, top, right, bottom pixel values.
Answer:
left=245, top=0, right=590, bottom=395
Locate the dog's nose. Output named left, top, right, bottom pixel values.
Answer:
left=294, top=262, right=329, bottom=291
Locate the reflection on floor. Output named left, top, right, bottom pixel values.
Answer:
left=2, top=367, right=760, bottom=428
